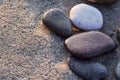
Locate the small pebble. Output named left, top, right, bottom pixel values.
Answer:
left=70, top=3, right=103, bottom=30
left=115, top=63, right=120, bottom=80
left=68, top=57, right=108, bottom=80
left=65, top=31, right=116, bottom=59
left=88, top=0, right=117, bottom=4
left=42, top=9, right=73, bottom=38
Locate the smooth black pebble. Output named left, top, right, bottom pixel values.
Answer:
left=65, top=31, right=116, bottom=59
left=42, top=9, right=73, bottom=38
left=115, top=63, right=120, bottom=80
left=68, top=57, right=108, bottom=80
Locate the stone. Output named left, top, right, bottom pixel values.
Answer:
left=115, top=63, right=120, bottom=80
left=65, top=31, right=116, bottom=59
left=70, top=3, right=103, bottom=30
left=68, top=57, right=108, bottom=80
left=42, top=9, right=73, bottom=38
left=88, top=0, right=117, bottom=4
left=117, top=27, right=120, bottom=42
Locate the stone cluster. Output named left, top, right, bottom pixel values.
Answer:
left=42, top=1, right=119, bottom=80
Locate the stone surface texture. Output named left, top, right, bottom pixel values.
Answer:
left=0, top=0, right=120, bottom=80
left=117, top=27, right=120, bottom=41
left=68, top=57, right=108, bottom=80
left=70, top=4, right=103, bottom=30
left=65, top=31, right=116, bottom=59
left=88, top=0, right=117, bottom=4
left=115, top=63, right=120, bottom=80
left=42, top=9, right=72, bottom=38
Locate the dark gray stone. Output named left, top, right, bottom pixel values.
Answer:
left=115, top=63, right=120, bottom=80
left=88, top=0, right=117, bottom=4
left=42, top=9, right=73, bottom=38
left=65, top=31, right=116, bottom=59
left=117, top=27, right=120, bottom=42
left=68, top=57, right=108, bottom=80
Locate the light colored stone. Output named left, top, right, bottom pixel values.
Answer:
left=88, top=0, right=117, bottom=4
left=70, top=3, right=103, bottom=30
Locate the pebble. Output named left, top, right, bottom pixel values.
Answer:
left=70, top=3, right=103, bottom=30
left=68, top=57, right=108, bottom=80
left=65, top=31, right=116, bottom=59
left=42, top=9, right=73, bottom=38
left=115, top=63, right=120, bottom=80
left=88, top=0, right=117, bottom=4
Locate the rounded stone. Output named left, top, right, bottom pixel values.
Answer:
left=70, top=3, right=103, bottom=30
left=65, top=31, right=116, bottom=59
left=68, top=57, right=108, bottom=80
left=88, top=0, right=117, bottom=4
left=42, top=9, right=73, bottom=38
left=115, top=63, right=120, bottom=80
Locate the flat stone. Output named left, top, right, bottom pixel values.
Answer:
left=88, top=0, right=117, bottom=4
left=70, top=3, right=103, bottom=30
left=65, top=31, right=116, bottom=59
left=42, top=9, right=73, bottom=38
left=68, top=57, right=108, bottom=80
left=115, top=63, right=120, bottom=80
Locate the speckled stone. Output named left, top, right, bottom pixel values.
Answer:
left=65, top=31, right=116, bottom=59
left=42, top=9, right=73, bottom=38
left=68, top=57, right=108, bottom=80
left=115, top=63, right=120, bottom=80
left=70, top=3, right=103, bottom=30
left=88, top=0, right=117, bottom=4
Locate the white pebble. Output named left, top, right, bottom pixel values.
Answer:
left=70, top=3, right=103, bottom=30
